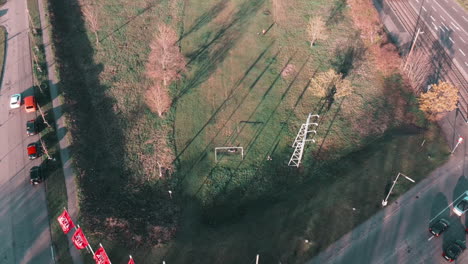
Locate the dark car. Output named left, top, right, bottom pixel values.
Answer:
left=26, top=120, right=37, bottom=136
left=429, top=218, right=450, bottom=237
left=27, top=143, right=39, bottom=160
left=443, top=240, right=466, bottom=262
left=29, top=166, right=42, bottom=185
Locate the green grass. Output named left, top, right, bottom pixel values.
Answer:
left=0, top=26, right=5, bottom=84
left=45, top=0, right=449, bottom=263
left=27, top=0, right=73, bottom=263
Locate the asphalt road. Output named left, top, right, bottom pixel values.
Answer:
left=0, top=0, right=54, bottom=263
left=406, top=0, right=468, bottom=77
left=307, top=110, right=468, bottom=263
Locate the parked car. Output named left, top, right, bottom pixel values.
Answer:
left=453, top=191, right=468, bottom=216
left=10, top=94, right=21, bottom=109
left=27, top=143, right=39, bottom=160
left=24, top=96, right=37, bottom=113
left=26, top=120, right=37, bottom=136
left=429, top=218, right=450, bottom=237
left=443, top=240, right=466, bottom=262
left=29, top=166, right=43, bottom=185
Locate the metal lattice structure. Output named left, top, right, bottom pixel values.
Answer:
left=288, top=114, right=319, bottom=167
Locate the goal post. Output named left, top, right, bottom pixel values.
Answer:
left=214, top=147, right=244, bottom=162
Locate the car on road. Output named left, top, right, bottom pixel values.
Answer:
left=10, top=94, right=21, bottom=109
left=24, top=96, right=37, bottom=113
left=26, top=120, right=37, bottom=136
left=453, top=192, right=468, bottom=216
left=29, top=166, right=43, bottom=185
left=443, top=240, right=466, bottom=262
left=429, top=218, right=450, bottom=237
left=27, top=143, right=39, bottom=160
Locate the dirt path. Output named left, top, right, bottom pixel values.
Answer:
left=36, top=0, right=83, bottom=263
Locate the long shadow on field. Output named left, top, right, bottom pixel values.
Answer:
left=174, top=41, right=274, bottom=162
left=48, top=0, right=176, bottom=250
left=100, top=2, right=158, bottom=43
left=178, top=0, right=229, bottom=42
left=176, top=0, right=266, bottom=100
left=228, top=54, right=295, bottom=147
left=175, top=48, right=279, bottom=186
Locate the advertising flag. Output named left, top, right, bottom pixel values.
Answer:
left=71, top=228, right=89, bottom=250
left=128, top=256, right=135, bottom=264
left=94, top=245, right=111, bottom=264
left=57, top=209, right=75, bottom=234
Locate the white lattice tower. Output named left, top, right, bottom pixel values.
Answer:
left=288, top=114, right=319, bottom=167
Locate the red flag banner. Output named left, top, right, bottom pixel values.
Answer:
left=57, top=209, right=75, bottom=234
left=94, top=246, right=111, bottom=264
left=71, top=228, right=89, bottom=250
left=128, top=256, right=135, bottom=264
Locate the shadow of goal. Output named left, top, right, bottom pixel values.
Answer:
left=214, top=147, right=244, bottom=162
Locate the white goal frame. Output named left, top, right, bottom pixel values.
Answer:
left=214, top=147, right=244, bottom=161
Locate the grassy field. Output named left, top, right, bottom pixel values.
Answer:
left=45, top=0, right=449, bottom=263
left=27, top=0, right=73, bottom=262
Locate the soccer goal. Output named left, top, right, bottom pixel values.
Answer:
left=214, top=147, right=244, bottom=162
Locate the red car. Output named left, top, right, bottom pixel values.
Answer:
left=24, top=96, right=37, bottom=113
left=27, top=143, right=39, bottom=160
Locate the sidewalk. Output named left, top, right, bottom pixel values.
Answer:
left=36, top=0, right=83, bottom=263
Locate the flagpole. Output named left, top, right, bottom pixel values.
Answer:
left=99, top=243, right=111, bottom=264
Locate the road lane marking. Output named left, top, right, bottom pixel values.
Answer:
left=463, top=16, right=468, bottom=22
left=465, top=62, right=468, bottom=67
left=430, top=15, right=435, bottom=21
left=422, top=6, right=427, bottom=12
left=434, top=0, right=468, bottom=36
left=432, top=5, right=437, bottom=11
left=460, top=49, right=466, bottom=56
left=428, top=236, right=435, bottom=241
left=450, top=22, right=460, bottom=31
left=440, top=26, right=445, bottom=32
left=452, top=6, right=458, bottom=12
left=441, top=22, right=449, bottom=31
left=429, top=192, right=467, bottom=223
left=416, top=0, right=419, bottom=2
left=440, top=15, right=446, bottom=21
left=461, top=37, right=467, bottom=43
left=432, top=22, right=438, bottom=30
left=449, top=37, right=455, bottom=43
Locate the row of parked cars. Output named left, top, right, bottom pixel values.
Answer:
left=10, top=93, right=43, bottom=185
left=428, top=191, right=468, bottom=262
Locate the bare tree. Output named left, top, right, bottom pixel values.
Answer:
left=145, top=82, right=171, bottom=117
left=309, top=69, right=341, bottom=97
left=82, top=4, right=100, bottom=46
left=307, top=16, right=328, bottom=47
left=335, top=79, right=354, bottom=98
left=419, top=81, right=459, bottom=120
left=404, top=49, right=432, bottom=91
left=146, top=24, right=186, bottom=117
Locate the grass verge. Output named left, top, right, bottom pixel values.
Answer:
left=27, top=0, right=73, bottom=262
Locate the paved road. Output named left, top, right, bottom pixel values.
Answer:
left=406, top=0, right=468, bottom=76
left=0, top=0, right=54, bottom=263
left=307, top=110, right=468, bottom=263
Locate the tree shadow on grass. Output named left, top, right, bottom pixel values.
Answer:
left=175, top=47, right=279, bottom=186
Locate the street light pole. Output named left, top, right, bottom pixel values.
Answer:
left=451, top=136, right=464, bottom=154
left=404, top=28, right=424, bottom=70
left=382, top=173, right=415, bottom=206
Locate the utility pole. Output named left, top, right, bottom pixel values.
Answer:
left=382, top=173, right=415, bottom=206
left=451, top=136, right=463, bottom=154
left=404, top=28, right=424, bottom=70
